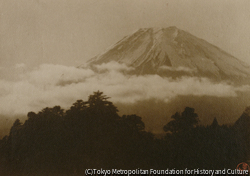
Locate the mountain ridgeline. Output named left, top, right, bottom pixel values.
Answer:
left=0, top=91, right=249, bottom=175
left=85, top=27, right=250, bottom=84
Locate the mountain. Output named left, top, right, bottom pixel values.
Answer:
left=84, top=26, right=250, bottom=84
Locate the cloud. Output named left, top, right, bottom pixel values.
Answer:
left=94, top=61, right=135, bottom=72
left=24, top=64, right=95, bottom=86
left=0, top=63, right=249, bottom=117
left=158, top=65, right=197, bottom=73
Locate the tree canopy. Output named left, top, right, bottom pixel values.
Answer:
left=0, top=92, right=247, bottom=175
left=163, top=107, right=199, bottom=134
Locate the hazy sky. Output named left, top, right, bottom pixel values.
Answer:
left=0, top=0, right=250, bottom=78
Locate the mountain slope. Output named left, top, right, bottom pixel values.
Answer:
left=85, top=26, right=250, bottom=83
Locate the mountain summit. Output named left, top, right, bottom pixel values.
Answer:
left=85, top=26, right=250, bottom=83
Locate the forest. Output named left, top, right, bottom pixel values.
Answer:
left=0, top=91, right=249, bottom=175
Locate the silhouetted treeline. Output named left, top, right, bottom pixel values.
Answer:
left=0, top=91, right=249, bottom=175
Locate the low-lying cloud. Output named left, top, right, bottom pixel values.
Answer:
left=158, top=65, right=197, bottom=73
left=0, top=62, right=249, bottom=117
left=94, top=61, right=135, bottom=72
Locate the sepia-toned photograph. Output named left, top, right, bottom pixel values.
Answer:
left=0, top=0, right=249, bottom=175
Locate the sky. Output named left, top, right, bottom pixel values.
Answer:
left=0, top=0, right=250, bottom=125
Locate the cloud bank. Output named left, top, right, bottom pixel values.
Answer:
left=0, top=62, right=249, bottom=117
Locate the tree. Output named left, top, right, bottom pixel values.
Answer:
left=210, top=117, right=219, bottom=128
left=9, top=119, right=22, bottom=138
left=66, top=100, right=88, bottom=118
left=163, top=107, right=199, bottom=134
left=121, top=115, right=145, bottom=132
left=27, top=111, right=37, bottom=119
left=12, top=119, right=22, bottom=128
left=38, top=106, right=65, bottom=118
left=87, top=91, right=118, bottom=116
left=70, top=100, right=87, bottom=111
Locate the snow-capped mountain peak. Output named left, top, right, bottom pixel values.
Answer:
left=84, top=26, right=250, bottom=84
